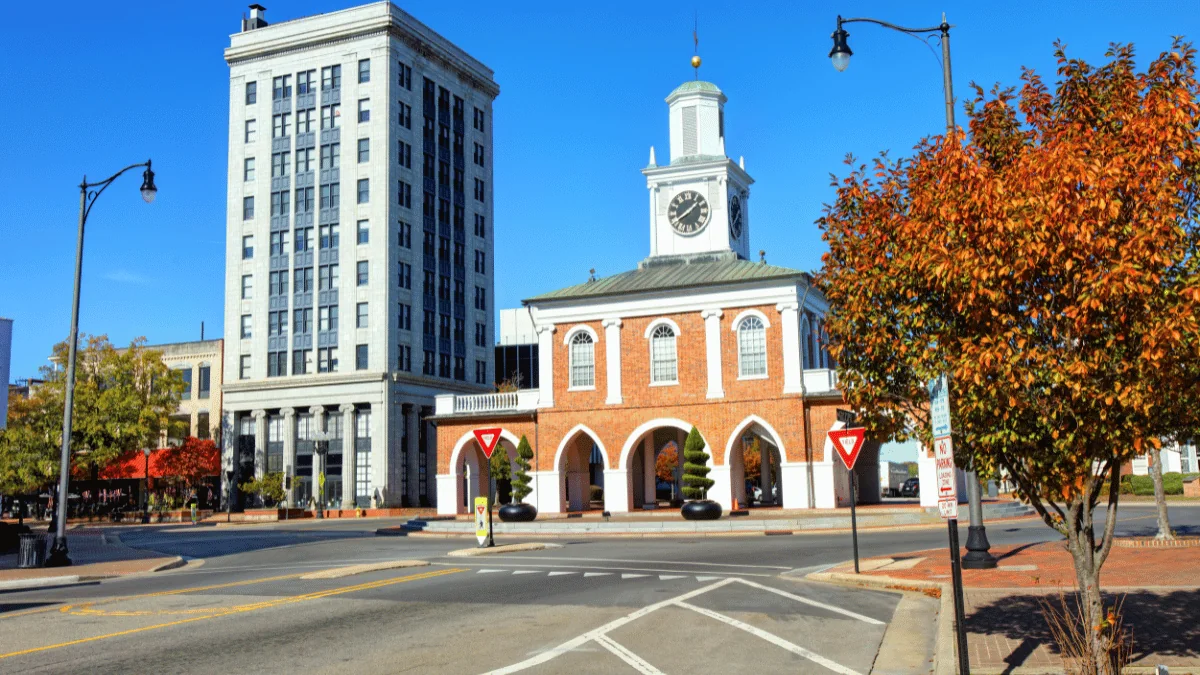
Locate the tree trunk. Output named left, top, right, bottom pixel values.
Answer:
left=1064, top=509, right=1108, bottom=673
left=1148, top=448, right=1174, bottom=540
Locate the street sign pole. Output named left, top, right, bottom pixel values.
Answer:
left=473, top=428, right=502, bottom=549
left=930, top=374, right=970, bottom=675
left=849, top=471, right=860, bottom=574
left=828, top=421, right=866, bottom=576
left=948, top=517, right=970, bottom=675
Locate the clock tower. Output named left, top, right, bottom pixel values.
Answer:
left=643, top=76, right=754, bottom=259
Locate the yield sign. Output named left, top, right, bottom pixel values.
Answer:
left=828, top=428, right=866, bottom=471
left=473, top=428, right=502, bottom=459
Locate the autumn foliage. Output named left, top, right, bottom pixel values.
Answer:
left=819, top=40, right=1199, bottom=669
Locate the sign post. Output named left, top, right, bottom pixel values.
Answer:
left=827, top=425, right=866, bottom=574
left=473, top=428, right=501, bottom=548
left=929, top=374, right=970, bottom=675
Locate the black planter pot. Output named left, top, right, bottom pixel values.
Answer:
left=681, top=500, right=722, bottom=521
left=498, top=502, right=538, bottom=522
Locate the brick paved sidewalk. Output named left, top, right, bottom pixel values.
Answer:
left=828, top=541, right=1200, bottom=673
left=0, top=528, right=179, bottom=583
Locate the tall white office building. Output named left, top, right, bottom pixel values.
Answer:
left=221, top=3, right=498, bottom=509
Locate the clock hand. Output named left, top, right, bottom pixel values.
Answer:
left=677, top=202, right=700, bottom=220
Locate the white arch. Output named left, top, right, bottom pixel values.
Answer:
left=447, top=427, right=522, bottom=479
left=643, top=317, right=681, bottom=338
left=562, top=324, right=599, bottom=345
left=618, top=417, right=707, bottom=470
left=723, top=414, right=787, bottom=465
left=553, top=424, right=610, bottom=471
left=729, top=308, right=771, bottom=331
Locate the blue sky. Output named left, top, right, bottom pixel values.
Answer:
left=1, top=1, right=1195, bottom=459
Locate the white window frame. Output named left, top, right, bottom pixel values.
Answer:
left=644, top=318, right=680, bottom=386
left=731, top=309, right=771, bottom=380
left=564, top=326, right=598, bottom=391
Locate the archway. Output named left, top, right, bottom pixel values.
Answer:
left=724, top=416, right=786, bottom=510
left=446, top=429, right=521, bottom=515
left=554, top=425, right=608, bottom=513
left=619, top=419, right=709, bottom=511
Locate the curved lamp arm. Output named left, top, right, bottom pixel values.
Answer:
left=81, top=159, right=156, bottom=224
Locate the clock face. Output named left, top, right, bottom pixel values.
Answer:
left=729, top=194, right=743, bottom=240
left=668, top=190, right=710, bottom=235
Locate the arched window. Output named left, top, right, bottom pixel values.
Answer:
left=649, top=324, right=678, bottom=384
left=569, top=331, right=595, bottom=388
left=737, top=316, right=767, bottom=377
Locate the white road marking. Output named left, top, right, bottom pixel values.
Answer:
left=732, top=577, right=885, bottom=625
left=658, top=575, right=686, bottom=580
left=583, top=573, right=612, bottom=578
left=674, top=600, right=863, bottom=675
left=621, top=574, right=649, bottom=579
left=695, top=575, right=722, bottom=581
left=477, top=569, right=506, bottom=574
left=487, top=555, right=791, bottom=570
left=481, top=578, right=738, bottom=675
left=547, top=571, right=575, bottom=577
left=512, top=571, right=540, bottom=575
left=594, top=634, right=666, bottom=675
left=432, top=561, right=770, bottom=577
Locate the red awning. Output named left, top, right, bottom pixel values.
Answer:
left=98, top=442, right=220, bottom=480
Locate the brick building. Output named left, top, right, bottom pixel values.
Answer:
left=431, top=74, right=883, bottom=516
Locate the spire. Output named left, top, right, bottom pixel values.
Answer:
left=739, top=156, right=745, bottom=170
left=648, top=146, right=657, bottom=167
left=692, top=13, right=700, bottom=79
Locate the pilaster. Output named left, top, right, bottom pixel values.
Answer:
left=281, top=407, right=296, bottom=507
left=701, top=308, right=724, bottom=399
left=340, top=403, right=356, bottom=510
left=602, top=318, right=623, bottom=405
left=536, top=324, right=556, bottom=408
left=252, top=409, right=267, bottom=480
left=777, top=302, right=802, bottom=394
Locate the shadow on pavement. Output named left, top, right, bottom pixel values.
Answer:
left=117, top=527, right=373, bottom=561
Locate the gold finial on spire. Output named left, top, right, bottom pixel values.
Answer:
left=692, top=13, right=700, bottom=79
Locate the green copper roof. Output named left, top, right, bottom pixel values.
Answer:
left=525, top=251, right=808, bottom=303
left=668, top=80, right=722, bottom=97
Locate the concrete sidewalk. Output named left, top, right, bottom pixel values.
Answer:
left=0, top=528, right=183, bottom=588
left=814, top=540, right=1200, bottom=673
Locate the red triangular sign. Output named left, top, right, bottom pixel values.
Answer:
left=827, top=428, right=866, bottom=471
left=473, top=428, right=502, bottom=459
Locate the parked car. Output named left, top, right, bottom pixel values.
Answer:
left=879, top=461, right=910, bottom=498
left=900, top=477, right=920, bottom=497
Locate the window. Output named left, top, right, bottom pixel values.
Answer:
left=474, top=286, right=486, bottom=310
left=242, top=235, right=254, bottom=259
left=293, top=349, right=311, bottom=375
left=358, top=99, right=370, bottom=123
left=243, top=196, right=255, bottom=220
left=398, top=221, right=411, bottom=248
left=473, top=178, right=485, bottom=202
left=398, top=345, right=412, bottom=371
left=356, top=302, right=368, bottom=328
left=320, top=183, right=340, bottom=210
left=198, top=365, right=211, bottom=399
left=318, top=347, right=338, bottom=373
left=474, top=250, right=485, bottom=274
left=267, top=351, right=287, bottom=377
left=244, top=157, right=255, bottom=181
left=269, top=233, right=285, bottom=256
left=321, top=104, right=341, bottom=129
left=297, top=70, right=315, bottom=95
left=357, top=220, right=369, bottom=244
left=321, top=64, right=341, bottom=90
left=318, top=264, right=339, bottom=290
left=476, top=360, right=488, bottom=385
left=358, top=138, right=369, bottom=163
left=269, top=271, right=288, bottom=295
left=473, top=214, right=486, bottom=237
left=397, top=180, right=411, bottom=208
left=397, top=262, right=411, bottom=289
left=439, top=314, right=451, bottom=339
left=454, top=356, right=465, bottom=381
left=320, top=143, right=340, bottom=169
left=318, top=305, right=339, bottom=331
left=454, top=243, right=465, bottom=268
left=241, top=274, right=253, bottom=299
left=319, top=223, right=339, bottom=249
left=272, top=75, right=291, bottom=100
left=295, top=187, right=314, bottom=213
left=453, top=280, right=465, bottom=305
left=239, top=355, right=251, bottom=380
left=422, top=310, right=435, bottom=336
left=356, top=260, right=369, bottom=286
left=294, top=307, right=312, bottom=333
left=245, top=119, right=257, bottom=143
left=357, top=178, right=369, bottom=204
left=240, top=314, right=252, bottom=339
left=294, top=148, right=311, bottom=173
left=296, top=108, right=313, bottom=134
left=397, top=62, right=412, bottom=90
left=293, top=269, right=313, bottom=294
left=439, top=354, right=451, bottom=378
left=358, top=58, right=370, bottom=83
left=473, top=107, right=485, bottom=131
left=397, top=102, right=411, bottom=129
left=397, top=140, right=411, bottom=168
left=272, top=112, right=290, bottom=138
left=179, top=368, right=192, bottom=400
left=475, top=322, right=486, bottom=347
left=398, top=303, right=411, bottom=330
left=473, top=142, right=485, bottom=167
left=356, top=344, right=369, bottom=370
left=650, top=323, right=678, bottom=384
left=268, top=310, right=288, bottom=336
left=272, top=152, right=290, bottom=177
left=245, top=81, right=257, bottom=105
left=737, top=316, right=768, bottom=378
left=422, top=350, right=435, bottom=375
left=569, top=331, right=595, bottom=388
left=294, top=227, right=314, bottom=252
left=270, top=191, right=289, bottom=217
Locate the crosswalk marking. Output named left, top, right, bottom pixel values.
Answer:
left=658, top=575, right=686, bottom=580
left=695, top=575, right=722, bottom=581
left=583, top=572, right=611, bottom=577
left=477, top=569, right=506, bottom=574
left=547, top=571, right=575, bottom=577
left=512, top=571, right=539, bottom=575
left=621, top=574, right=648, bottom=579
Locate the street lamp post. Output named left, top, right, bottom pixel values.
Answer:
left=46, top=161, right=157, bottom=568
left=828, top=14, right=997, bottom=572
left=142, top=447, right=152, bottom=524
left=313, top=435, right=330, bottom=519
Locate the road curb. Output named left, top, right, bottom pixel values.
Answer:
left=445, top=542, right=564, bottom=557
left=149, top=556, right=188, bottom=573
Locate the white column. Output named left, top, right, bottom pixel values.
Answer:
left=777, top=302, right=802, bottom=393
left=252, top=409, right=267, bottom=480
left=532, top=471, right=561, bottom=514
left=340, top=404, right=356, bottom=510
left=602, top=318, right=623, bottom=405
left=779, top=463, right=810, bottom=509
left=761, top=444, right=775, bottom=505
left=405, top=403, right=420, bottom=506
left=310, top=405, right=326, bottom=506
left=709, top=464, right=732, bottom=510
left=220, top=410, right=236, bottom=508
left=642, top=435, right=655, bottom=506
left=701, top=309, right=724, bottom=399
left=424, top=413, right=437, bottom=505
left=281, top=407, right=296, bottom=507
left=436, top=474, right=457, bottom=515
left=537, top=324, right=556, bottom=407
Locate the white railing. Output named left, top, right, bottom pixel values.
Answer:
left=434, top=390, right=542, bottom=416
left=802, top=368, right=839, bottom=394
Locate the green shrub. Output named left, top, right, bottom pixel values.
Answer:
left=589, top=485, right=603, bottom=502
left=681, top=427, right=713, bottom=500
left=510, top=435, right=534, bottom=504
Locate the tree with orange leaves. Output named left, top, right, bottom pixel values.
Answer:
left=819, top=40, right=1200, bottom=670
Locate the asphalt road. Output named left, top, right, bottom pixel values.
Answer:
left=0, top=504, right=1192, bottom=674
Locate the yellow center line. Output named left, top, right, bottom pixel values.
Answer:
left=0, top=568, right=465, bottom=661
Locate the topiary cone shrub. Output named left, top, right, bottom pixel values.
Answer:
left=682, top=427, right=713, bottom=500
left=510, top=435, right=534, bottom=504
